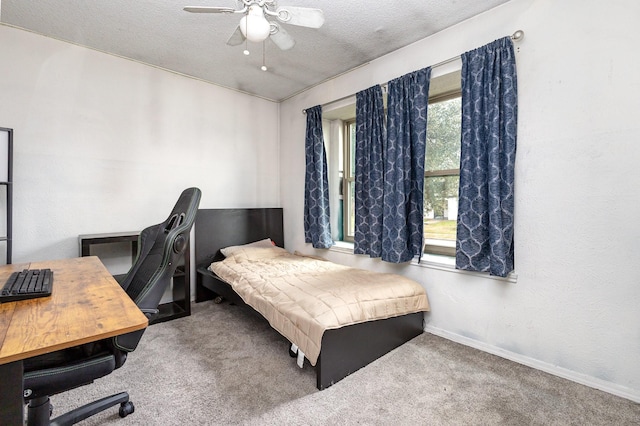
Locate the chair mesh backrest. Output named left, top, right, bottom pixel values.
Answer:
left=120, top=188, right=201, bottom=312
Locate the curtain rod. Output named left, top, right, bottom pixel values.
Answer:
left=302, top=30, right=525, bottom=114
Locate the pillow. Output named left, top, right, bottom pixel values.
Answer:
left=220, top=238, right=274, bottom=257
left=222, top=245, right=289, bottom=263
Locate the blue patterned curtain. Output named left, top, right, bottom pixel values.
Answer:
left=382, top=68, right=431, bottom=263
left=354, top=85, right=385, bottom=257
left=456, top=37, right=517, bottom=277
left=304, top=105, right=333, bottom=248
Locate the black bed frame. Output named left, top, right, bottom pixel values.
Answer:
left=194, top=208, right=424, bottom=390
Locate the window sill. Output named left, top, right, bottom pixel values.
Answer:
left=331, top=240, right=356, bottom=253
left=413, top=254, right=518, bottom=283
left=329, top=241, right=517, bottom=283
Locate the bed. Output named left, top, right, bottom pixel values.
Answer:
left=194, top=208, right=430, bottom=390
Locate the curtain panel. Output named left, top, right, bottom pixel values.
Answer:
left=382, top=68, right=431, bottom=263
left=456, top=37, right=518, bottom=277
left=304, top=105, right=333, bottom=248
left=354, top=85, right=386, bottom=257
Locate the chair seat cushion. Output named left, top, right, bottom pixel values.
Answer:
left=24, top=350, right=116, bottom=400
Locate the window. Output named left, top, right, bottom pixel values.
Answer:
left=329, top=70, right=462, bottom=256
left=423, top=70, right=461, bottom=256
left=423, top=93, right=461, bottom=256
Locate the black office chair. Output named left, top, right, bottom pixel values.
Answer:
left=23, top=187, right=202, bottom=426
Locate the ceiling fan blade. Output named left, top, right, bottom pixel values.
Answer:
left=183, top=6, right=237, bottom=13
left=270, top=24, right=295, bottom=51
left=226, top=26, right=246, bottom=46
left=276, top=6, right=324, bottom=28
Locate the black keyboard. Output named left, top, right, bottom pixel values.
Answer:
left=1, top=269, right=54, bottom=303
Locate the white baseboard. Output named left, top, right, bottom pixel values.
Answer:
left=424, top=325, right=640, bottom=403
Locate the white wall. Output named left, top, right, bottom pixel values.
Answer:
left=0, top=25, right=280, bottom=264
left=280, top=0, right=640, bottom=401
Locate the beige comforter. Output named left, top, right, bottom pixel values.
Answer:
left=209, top=246, right=430, bottom=365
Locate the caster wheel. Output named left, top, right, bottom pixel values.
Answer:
left=213, top=296, right=224, bottom=304
left=119, top=401, right=135, bottom=418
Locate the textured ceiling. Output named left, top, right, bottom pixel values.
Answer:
left=0, top=0, right=511, bottom=101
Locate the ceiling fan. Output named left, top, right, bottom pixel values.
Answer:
left=184, top=0, right=325, bottom=51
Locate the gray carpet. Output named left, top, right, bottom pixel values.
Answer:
left=47, top=302, right=639, bottom=425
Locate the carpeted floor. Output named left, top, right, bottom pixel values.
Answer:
left=46, top=302, right=639, bottom=425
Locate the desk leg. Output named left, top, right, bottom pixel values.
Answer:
left=0, top=360, right=24, bottom=424
left=131, top=240, right=138, bottom=262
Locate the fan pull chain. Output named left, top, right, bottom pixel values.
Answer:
left=261, top=41, right=268, bottom=71
left=243, top=14, right=250, bottom=55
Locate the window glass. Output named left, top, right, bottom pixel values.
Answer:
left=342, top=121, right=356, bottom=241
left=349, top=123, right=356, bottom=179
left=425, top=97, right=461, bottom=172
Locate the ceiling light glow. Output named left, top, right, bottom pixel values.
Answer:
left=239, top=6, right=271, bottom=43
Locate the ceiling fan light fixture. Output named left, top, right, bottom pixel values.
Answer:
left=185, top=2, right=322, bottom=53
left=239, top=6, right=271, bottom=43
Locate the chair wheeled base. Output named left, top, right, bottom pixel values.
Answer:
left=27, top=392, right=134, bottom=426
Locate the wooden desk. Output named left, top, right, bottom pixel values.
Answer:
left=0, top=256, right=148, bottom=424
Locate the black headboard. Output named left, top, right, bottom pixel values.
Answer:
left=194, top=208, right=284, bottom=268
